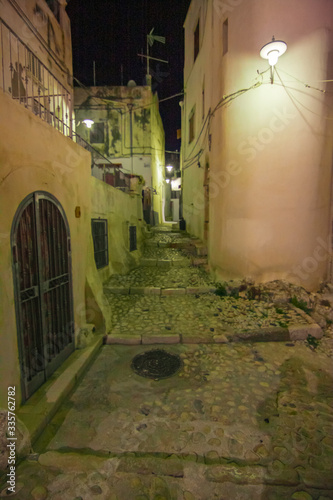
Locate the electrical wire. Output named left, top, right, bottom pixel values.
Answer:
left=277, top=68, right=329, bottom=93
left=184, top=111, right=211, bottom=164
left=274, top=68, right=333, bottom=120
left=183, top=79, right=263, bottom=168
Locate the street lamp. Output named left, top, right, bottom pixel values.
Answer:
left=260, top=36, right=287, bottom=83
left=83, top=119, right=94, bottom=128
left=166, top=165, right=173, bottom=172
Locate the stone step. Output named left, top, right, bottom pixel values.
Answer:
left=145, top=240, right=191, bottom=249
left=104, top=322, right=322, bottom=345
left=191, top=256, right=208, bottom=267
left=17, top=451, right=332, bottom=499
left=104, top=285, right=216, bottom=296
left=140, top=258, right=191, bottom=268
left=195, top=243, right=208, bottom=257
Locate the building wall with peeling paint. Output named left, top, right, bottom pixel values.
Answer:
left=182, top=0, right=333, bottom=291
left=74, top=85, right=166, bottom=224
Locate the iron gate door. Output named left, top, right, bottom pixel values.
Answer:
left=12, top=192, right=74, bottom=401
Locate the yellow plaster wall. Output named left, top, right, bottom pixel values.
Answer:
left=75, top=87, right=165, bottom=225
left=150, top=93, right=165, bottom=224
left=90, top=175, right=144, bottom=278
left=0, top=90, right=92, bottom=407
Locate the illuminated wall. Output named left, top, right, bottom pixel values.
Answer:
left=182, top=0, right=333, bottom=290
left=75, top=86, right=166, bottom=225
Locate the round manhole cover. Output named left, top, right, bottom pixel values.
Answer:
left=131, top=349, right=182, bottom=380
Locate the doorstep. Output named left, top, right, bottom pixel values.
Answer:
left=17, top=334, right=103, bottom=445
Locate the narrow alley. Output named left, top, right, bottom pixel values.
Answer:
left=2, top=227, right=333, bottom=500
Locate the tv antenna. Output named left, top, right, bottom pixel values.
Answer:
left=138, top=28, right=168, bottom=79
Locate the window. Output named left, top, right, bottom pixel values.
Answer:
left=129, top=226, right=137, bottom=252
left=28, top=53, right=42, bottom=83
left=189, top=106, right=195, bottom=144
left=223, top=18, right=228, bottom=55
left=194, top=19, right=200, bottom=62
left=91, top=219, right=108, bottom=269
left=90, top=122, right=105, bottom=144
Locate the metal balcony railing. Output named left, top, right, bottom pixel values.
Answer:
left=0, top=18, right=142, bottom=194
left=0, top=18, right=73, bottom=137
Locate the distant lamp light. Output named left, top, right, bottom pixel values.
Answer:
left=83, top=119, right=94, bottom=128
left=166, top=179, right=170, bottom=184
left=166, top=165, right=173, bottom=172
left=260, top=36, right=287, bottom=67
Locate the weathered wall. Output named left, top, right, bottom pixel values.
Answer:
left=182, top=0, right=333, bottom=291
left=150, top=93, right=166, bottom=224
left=0, top=0, right=72, bottom=90
left=0, top=90, right=96, bottom=407
left=90, top=175, right=144, bottom=280
left=74, top=86, right=152, bottom=158
left=75, top=86, right=166, bottom=225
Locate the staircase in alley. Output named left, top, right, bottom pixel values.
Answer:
left=103, top=226, right=220, bottom=345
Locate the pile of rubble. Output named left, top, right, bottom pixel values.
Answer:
left=215, top=279, right=333, bottom=330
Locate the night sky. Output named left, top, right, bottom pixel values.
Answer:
left=66, top=0, right=192, bottom=151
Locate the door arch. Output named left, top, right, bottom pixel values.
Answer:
left=11, top=192, right=74, bottom=402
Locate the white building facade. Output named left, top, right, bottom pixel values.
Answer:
left=181, top=0, right=333, bottom=291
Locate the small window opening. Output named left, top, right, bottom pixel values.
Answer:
left=223, top=18, right=228, bottom=55
left=90, top=122, right=105, bottom=144
left=194, top=19, right=200, bottom=62
left=189, top=107, right=195, bottom=144
left=129, top=226, right=137, bottom=252
left=92, top=219, right=108, bottom=269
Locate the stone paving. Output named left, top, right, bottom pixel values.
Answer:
left=105, top=266, right=213, bottom=289
left=142, top=246, right=190, bottom=261
left=3, top=340, right=333, bottom=499
left=1, top=227, right=333, bottom=499
left=105, top=293, right=309, bottom=341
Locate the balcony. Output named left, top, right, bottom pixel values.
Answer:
left=0, top=18, right=72, bottom=136
left=0, top=18, right=141, bottom=193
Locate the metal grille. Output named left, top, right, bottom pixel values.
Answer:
left=0, top=18, right=72, bottom=136
left=12, top=192, right=74, bottom=401
left=92, top=219, right=108, bottom=269
left=131, top=349, right=182, bottom=380
left=129, top=225, right=137, bottom=252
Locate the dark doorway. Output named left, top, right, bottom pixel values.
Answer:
left=11, top=192, right=74, bottom=402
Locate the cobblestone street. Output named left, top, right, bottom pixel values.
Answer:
left=2, top=228, right=333, bottom=500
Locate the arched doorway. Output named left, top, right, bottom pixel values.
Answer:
left=11, top=192, right=74, bottom=402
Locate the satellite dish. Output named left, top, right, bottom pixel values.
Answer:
left=127, top=80, right=137, bottom=87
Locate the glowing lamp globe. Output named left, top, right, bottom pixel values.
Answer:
left=260, top=37, right=287, bottom=66
left=83, top=119, right=94, bottom=128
